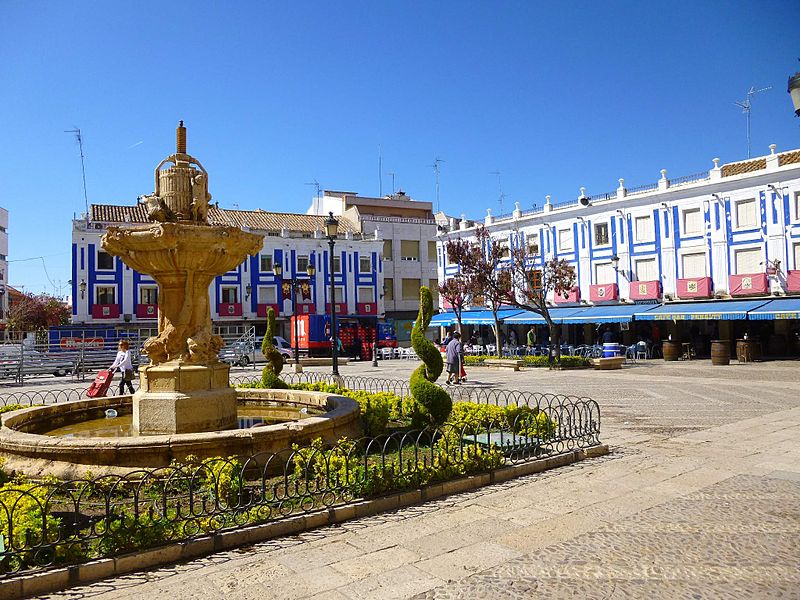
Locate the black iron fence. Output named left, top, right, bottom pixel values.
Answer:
left=0, top=377, right=601, bottom=580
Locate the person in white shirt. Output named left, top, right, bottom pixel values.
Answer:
left=109, top=339, right=135, bottom=395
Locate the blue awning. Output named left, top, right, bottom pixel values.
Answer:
left=429, top=312, right=457, bottom=327
left=634, top=299, right=771, bottom=321
left=747, top=298, right=800, bottom=320
left=503, top=307, right=587, bottom=324
left=459, top=309, right=526, bottom=325
left=558, top=303, right=662, bottom=324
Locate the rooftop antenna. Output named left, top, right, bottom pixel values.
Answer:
left=734, top=85, right=772, bottom=158
left=305, top=179, right=322, bottom=214
left=430, top=157, right=444, bottom=213
left=387, top=171, right=396, bottom=194
left=489, top=170, right=505, bottom=214
left=64, top=128, right=89, bottom=222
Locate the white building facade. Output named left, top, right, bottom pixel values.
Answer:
left=437, top=146, right=800, bottom=355
left=71, top=205, right=384, bottom=342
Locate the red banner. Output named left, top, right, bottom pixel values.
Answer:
left=589, top=283, right=619, bottom=303
left=676, top=277, right=712, bottom=299
left=787, top=270, right=800, bottom=293
left=629, top=280, right=661, bottom=300
left=729, top=273, right=768, bottom=296
left=555, top=287, right=580, bottom=304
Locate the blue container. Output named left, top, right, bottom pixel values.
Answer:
left=602, top=342, right=621, bottom=358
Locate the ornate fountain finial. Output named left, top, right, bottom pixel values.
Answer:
left=140, top=123, right=211, bottom=224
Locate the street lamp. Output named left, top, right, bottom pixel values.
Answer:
left=79, top=279, right=87, bottom=299
left=611, top=254, right=620, bottom=272
left=324, top=212, right=340, bottom=376
left=788, top=67, right=800, bottom=117
left=274, top=261, right=317, bottom=368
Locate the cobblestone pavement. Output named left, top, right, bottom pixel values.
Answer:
left=12, top=359, right=800, bottom=599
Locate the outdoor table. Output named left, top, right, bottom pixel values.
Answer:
left=736, top=339, right=756, bottom=363
left=681, top=342, right=692, bottom=360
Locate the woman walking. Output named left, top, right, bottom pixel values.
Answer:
left=109, top=339, right=136, bottom=395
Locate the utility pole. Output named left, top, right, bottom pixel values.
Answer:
left=430, top=157, right=444, bottom=213
left=64, top=128, right=89, bottom=220
left=387, top=171, right=396, bottom=194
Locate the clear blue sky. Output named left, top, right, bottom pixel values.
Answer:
left=1, top=0, right=798, bottom=295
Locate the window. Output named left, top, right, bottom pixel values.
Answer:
left=333, top=287, right=344, bottom=303
left=401, top=278, right=421, bottom=300
left=258, top=286, right=277, bottom=304
left=260, top=254, right=273, bottom=272
left=97, top=251, right=114, bottom=270
left=332, top=255, right=341, bottom=273
left=594, top=222, right=610, bottom=246
left=794, top=243, right=800, bottom=269
left=634, top=216, right=654, bottom=242
left=383, top=240, right=393, bottom=260
left=296, top=255, right=310, bottom=273
left=635, top=258, right=658, bottom=281
left=221, top=287, right=239, bottom=303
left=359, top=255, right=372, bottom=273
left=96, top=286, right=115, bottom=304
left=682, top=208, right=702, bottom=236
left=682, top=252, right=706, bottom=278
left=558, top=228, right=573, bottom=251
left=400, top=240, right=420, bottom=261
left=429, top=280, right=439, bottom=304
left=595, top=262, right=615, bottom=285
left=735, top=199, right=757, bottom=229
left=794, top=192, right=800, bottom=221
left=358, top=287, right=375, bottom=303
left=139, top=287, right=158, bottom=305
left=428, top=241, right=437, bottom=262
left=384, top=277, right=394, bottom=301
left=527, top=233, right=539, bottom=256
left=734, top=248, right=761, bottom=275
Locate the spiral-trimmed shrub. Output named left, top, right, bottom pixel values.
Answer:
left=261, top=307, right=288, bottom=389
left=410, top=286, right=452, bottom=426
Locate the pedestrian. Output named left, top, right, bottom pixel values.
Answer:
left=353, top=333, right=362, bottom=360
left=527, top=327, right=537, bottom=348
left=445, top=332, right=463, bottom=385
left=109, top=339, right=135, bottom=395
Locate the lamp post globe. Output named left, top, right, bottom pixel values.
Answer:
left=325, top=212, right=340, bottom=377
left=789, top=69, right=800, bottom=117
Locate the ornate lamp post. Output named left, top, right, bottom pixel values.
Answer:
left=273, top=262, right=316, bottom=367
left=789, top=67, right=800, bottom=117
left=324, top=212, right=340, bottom=376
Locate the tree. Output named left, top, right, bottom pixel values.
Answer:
left=446, top=226, right=512, bottom=356
left=448, top=225, right=576, bottom=364
left=7, top=292, right=70, bottom=336
left=409, top=286, right=451, bottom=426
left=437, top=276, right=469, bottom=333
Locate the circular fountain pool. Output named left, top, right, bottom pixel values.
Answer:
left=0, top=388, right=360, bottom=479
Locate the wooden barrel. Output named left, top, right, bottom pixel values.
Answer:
left=662, top=341, right=680, bottom=362
left=711, top=340, right=730, bottom=366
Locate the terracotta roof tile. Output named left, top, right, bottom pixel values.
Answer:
left=778, top=150, right=800, bottom=167
left=721, top=158, right=766, bottom=177
left=89, top=204, right=357, bottom=234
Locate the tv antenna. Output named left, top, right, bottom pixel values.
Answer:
left=489, top=170, right=506, bottom=214
left=64, top=128, right=89, bottom=220
left=430, top=157, right=444, bottom=213
left=734, top=86, right=772, bottom=158
left=387, top=171, right=396, bottom=194
left=305, top=180, right=322, bottom=213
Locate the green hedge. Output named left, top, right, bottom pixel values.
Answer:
left=463, top=355, right=591, bottom=368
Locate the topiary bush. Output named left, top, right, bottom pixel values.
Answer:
left=261, top=307, right=288, bottom=389
left=409, top=286, right=452, bottom=426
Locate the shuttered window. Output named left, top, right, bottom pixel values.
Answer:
left=384, top=278, right=394, bottom=301
left=429, top=280, right=439, bottom=304
left=595, top=262, right=615, bottom=284
left=383, top=240, right=393, bottom=261
left=428, top=241, right=437, bottom=262
left=358, top=287, right=375, bottom=303
left=635, top=216, right=654, bottom=242
left=734, top=248, right=761, bottom=275
left=258, top=286, right=277, bottom=304
left=635, top=258, right=658, bottom=281
left=401, top=278, right=420, bottom=300
left=682, top=252, right=706, bottom=277
left=558, top=228, right=573, bottom=251
left=735, top=199, right=757, bottom=229
left=682, top=208, right=702, bottom=235
left=400, top=240, right=420, bottom=260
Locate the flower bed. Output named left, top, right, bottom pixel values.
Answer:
left=463, top=355, right=592, bottom=369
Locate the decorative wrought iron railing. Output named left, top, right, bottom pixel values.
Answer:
left=0, top=378, right=601, bottom=580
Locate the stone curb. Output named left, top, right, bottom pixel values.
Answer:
left=0, top=443, right=608, bottom=600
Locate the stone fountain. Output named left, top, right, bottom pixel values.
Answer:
left=101, top=122, right=263, bottom=435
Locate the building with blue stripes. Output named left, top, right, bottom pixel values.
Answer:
left=71, top=204, right=384, bottom=341
left=436, top=145, right=800, bottom=356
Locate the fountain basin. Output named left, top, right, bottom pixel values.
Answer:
left=0, top=389, right=360, bottom=479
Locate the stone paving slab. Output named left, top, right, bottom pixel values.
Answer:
left=27, top=360, right=800, bottom=599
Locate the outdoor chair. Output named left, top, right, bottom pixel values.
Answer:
left=379, top=347, right=393, bottom=360
left=635, top=342, right=648, bottom=361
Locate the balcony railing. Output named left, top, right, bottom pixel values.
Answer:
left=668, top=171, right=709, bottom=187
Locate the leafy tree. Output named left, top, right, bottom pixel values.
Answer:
left=437, top=275, right=469, bottom=333
left=7, top=292, right=70, bottom=335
